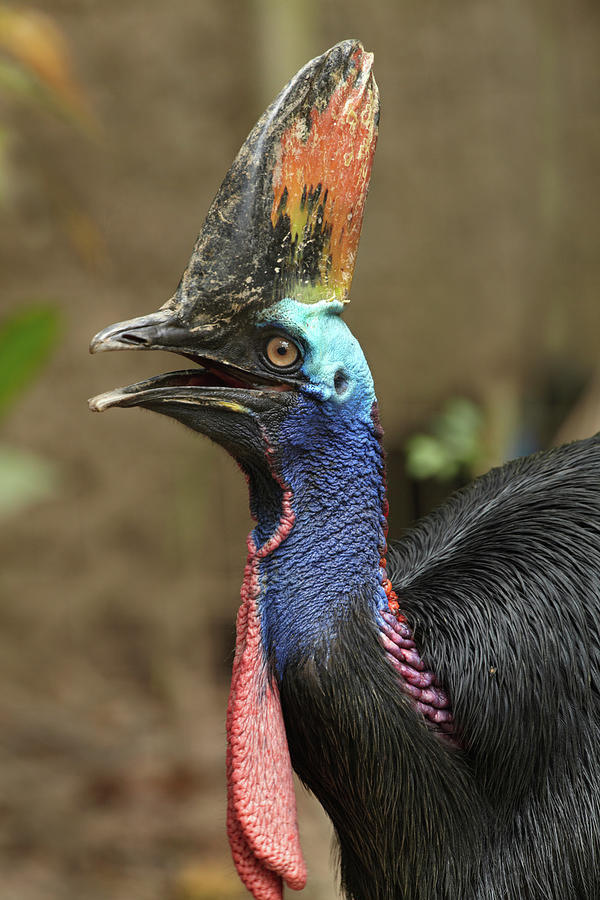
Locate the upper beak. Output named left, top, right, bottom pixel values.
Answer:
left=89, top=309, right=193, bottom=355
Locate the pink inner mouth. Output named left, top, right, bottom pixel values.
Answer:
left=164, top=365, right=294, bottom=392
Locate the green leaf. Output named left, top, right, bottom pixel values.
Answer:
left=0, top=56, right=40, bottom=101
left=405, top=434, right=458, bottom=481
left=433, top=397, right=483, bottom=465
left=405, top=397, right=484, bottom=482
left=0, top=444, right=57, bottom=517
left=0, top=305, right=60, bottom=420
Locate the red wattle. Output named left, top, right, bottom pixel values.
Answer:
left=226, top=526, right=306, bottom=899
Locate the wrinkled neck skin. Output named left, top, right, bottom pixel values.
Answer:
left=247, top=302, right=389, bottom=675
left=226, top=302, right=392, bottom=898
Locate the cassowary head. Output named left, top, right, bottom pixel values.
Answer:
left=90, top=40, right=380, bottom=898
left=90, top=40, right=379, bottom=489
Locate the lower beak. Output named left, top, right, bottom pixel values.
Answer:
left=88, top=370, right=284, bottom=416
left=88, top=370, right=255, bottom=413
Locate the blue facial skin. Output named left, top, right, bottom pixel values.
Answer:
left=251, top=298, right=389, bottom=674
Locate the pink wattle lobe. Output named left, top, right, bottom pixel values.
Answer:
left=226, top=493, right=306, bottom=899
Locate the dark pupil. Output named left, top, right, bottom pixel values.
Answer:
left=277, top=342, right=288, bottom=355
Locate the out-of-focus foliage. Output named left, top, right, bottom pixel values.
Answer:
left=0, top=8, right=94, bottom=519
left=0, top=5, right=93, bottom=129
left=0, top=306, right=60, bottom=420
left=405, top=397, right=484, bottom=482
left=0, top=5, right=102, bottom=263
left=0, top=306, right=60, bottom=518
left=0, top=443, right=56, bottom=516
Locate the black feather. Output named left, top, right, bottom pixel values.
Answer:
left=281, top=434, right=600, bottom=899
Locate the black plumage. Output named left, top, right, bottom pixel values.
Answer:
left=281, top=435, right=600, bottom=899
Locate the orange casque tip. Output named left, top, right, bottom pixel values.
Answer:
left=270, top=43, right=378, bottom=305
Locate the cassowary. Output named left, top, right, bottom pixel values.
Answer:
left=89, top=41, right=600, bottom=900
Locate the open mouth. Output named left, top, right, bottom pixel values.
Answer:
left=89, top=354, right=294, bottom=413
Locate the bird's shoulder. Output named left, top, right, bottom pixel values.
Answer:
left=387, top=434, right=600, bottom=772
left=390, top=433, right=600, bottom=608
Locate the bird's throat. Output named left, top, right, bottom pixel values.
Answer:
left=252, top=400, right=390, bottom=673
left=243, top=399, right=455, bottom=737
left=226, top=403, right=388, bottom=897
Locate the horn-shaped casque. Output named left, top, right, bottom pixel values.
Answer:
left=172, top=38, right=378, bottom=328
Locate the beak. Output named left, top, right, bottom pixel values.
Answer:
left=89, top=307, right=213, bottom=356
left=88, top=308, right=298, bottom=418
left=89, top=312, right=171, bottom=354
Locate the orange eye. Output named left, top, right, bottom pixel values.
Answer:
left=264, top=335, right=300, bottom=368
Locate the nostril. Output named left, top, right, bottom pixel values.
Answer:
left=334, top=370, right=348, bottom=395
left=120, top=331, right=151, bottom=346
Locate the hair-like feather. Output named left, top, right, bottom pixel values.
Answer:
left=281, top=434, right=600, bottom=899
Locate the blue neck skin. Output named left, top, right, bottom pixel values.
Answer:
left=248, top=299, right=390, bottom=675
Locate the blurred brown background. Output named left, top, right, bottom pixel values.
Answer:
left=1, top=2, right=598, bottom=898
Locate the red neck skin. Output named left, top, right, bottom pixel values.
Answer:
left=379, top=540, right=455, bottom=738
left=375, top=413, right=454, bottom=741
left=226, top=418, right=454, bottom=899
left=226, top=490, right=306, bottom=900
left=379, top=603, right=455, bottom=739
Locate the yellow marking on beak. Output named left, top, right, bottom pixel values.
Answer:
left=214, top=399, right=250, bottom=413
